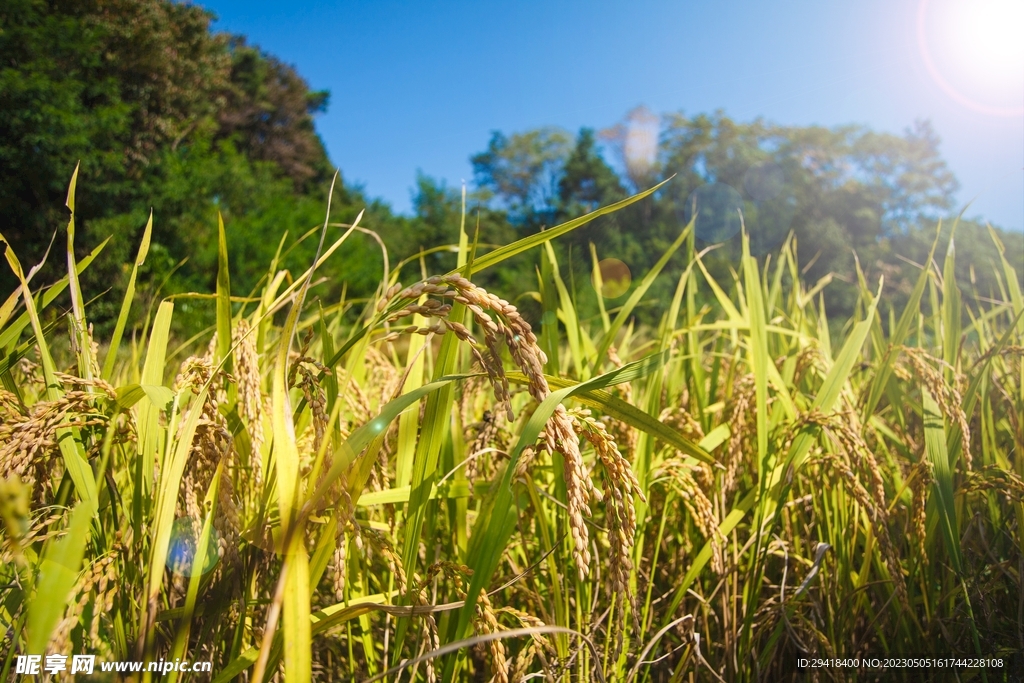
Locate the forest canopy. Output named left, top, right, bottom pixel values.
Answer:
left=1, top=1, right=1018, bottom=330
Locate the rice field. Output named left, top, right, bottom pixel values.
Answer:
left=1, top=174, right=1023, bottom=681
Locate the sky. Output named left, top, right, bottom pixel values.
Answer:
left=198, top=0, right=1024, bottom=234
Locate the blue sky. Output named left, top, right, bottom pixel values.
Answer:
left=198, top=0, right=1023, bottom=234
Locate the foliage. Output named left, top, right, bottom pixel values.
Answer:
left=1, top=179, right=1022, bottom=681
left=4, top=0, right=1017, bottom=341
left=472, top=127, right=574, bottom=224
left=218, top=36, right=332, bottom=193
left=471, top=111, right=1021, bottom=331
left=0, top=0, right=336, bottom=311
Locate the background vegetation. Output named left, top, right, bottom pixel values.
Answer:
left=2, top=1, right=1020, bottom=332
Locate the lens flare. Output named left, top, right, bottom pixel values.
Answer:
left=166, top=517, right=220, bottom=576
left=917, top=0, right=1024, bottom=116
left=623, top=110, right=659, bottom=181
left=592, top=258, right=632, bottom=299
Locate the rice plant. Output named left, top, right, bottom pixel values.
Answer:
left=1, top=169, right=1022, bottom=681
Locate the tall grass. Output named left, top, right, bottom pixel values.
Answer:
left=1, top=173, right=1022, bottom=681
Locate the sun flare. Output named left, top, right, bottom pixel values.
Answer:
left=918, top=0, right=1024, bottom=116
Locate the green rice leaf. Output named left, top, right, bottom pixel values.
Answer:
left=115, top=383, right=174, bottom=410
left=148, top=386, right=208, bottom=604
left=594, top=219, right=692, bottom=365
left=508, top=372, right=716, bottom=464
left=282, top=534, right=312, bottom=682
left=0, top=236, right=108, bottom=351
left=942, top=226, right=961, bottom=371
left=0, top=233, right=96, bottom=504
left=923, top=385, right=962, bottom=573
left=463, top=179, right=670, bottom=275
left=27, top=500, right=95, bottom=654
left=862, top=226, right=940, bottom=421
left=216, top=212, right=232, bottom=369
left=102, top=211, right=153, bottom=380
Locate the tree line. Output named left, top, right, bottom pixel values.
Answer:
left=2, top=0, right=1018, bottom=333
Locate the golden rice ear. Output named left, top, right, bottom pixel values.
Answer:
left=233, top=319, right=265, bottom=487
left=902, top=346, right=972, bottom=470
left=909, top=460, right=934, bottom=564
left=330, top=533, right=348, bottom=602
left=796, top=408, right=910, bottom=616
left=473, top=591, right=509, bottom=683
left=551, top=405, right=592, bottom=581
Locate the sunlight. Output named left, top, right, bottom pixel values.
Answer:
left=917, top=0, right=1024, bottom=116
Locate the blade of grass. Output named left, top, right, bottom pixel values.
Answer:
left=0, top=237, right=108, bottom=351
left=942, top=225, right=961, bottom=373
left=26, top=499, right=95, bottom=654
left=63, top=163, right=94, bottom=383
left=464, top=179, right=671, bottom=275
left=136, top=302, right=173, bottom=520
left=216, top=212, right=233, bottom=370
left=862, top=224, right=941, bottom=422
left=282, top=533, right=312, bottom=683
left=594, top=219, right=692, bottom=365
left=544, top=241, right=584, bottom=377
left=738, top=230, right=771, bottom=657
left=590, top=242, right=611, bottom=333
left=167, top=464, right=223, bottom=683
left=102, top=211, right=152, bottom=380
left=145, top=386, right=208, bottom=631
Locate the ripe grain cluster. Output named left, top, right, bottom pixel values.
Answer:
left=1, top=176, right=1022, bottom=681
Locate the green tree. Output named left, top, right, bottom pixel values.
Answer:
left=217, top=37, right=333, bottom=193
left=1, top=0, right=229, bottom=266
left=650, top=112, right=965, bottom=316
left=558, top=128, right=626, bottom=216
left=0, top=0, right=338, bottom=316
left=471, top=127, right=572, bottom=225
left=472, top=111, right=1013, bottom=326
left=555, top=128, right=641, bottom=304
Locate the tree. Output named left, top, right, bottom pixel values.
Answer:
left=558, top=128, right=626, bottom=215
left=471, top=110, right=1008, bottom=327
left=651, top=111, right=965, bottom=314
left=0, top=0, right=335, bottom=310
left=471, top=127, right=572, bottom=225
left=850, top=120, right=959, bottom=231
left=0, top=0, right=229, bottom=256
left=217, top=38, right=333, bottom=193
left=556, top=128, right=643, bottom=283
